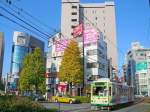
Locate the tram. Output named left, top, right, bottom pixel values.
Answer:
left=91, top=78, right=134, bottom=110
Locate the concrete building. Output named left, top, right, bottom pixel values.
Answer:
left=61, top=0, right=117, bottom=69
left=125, top=42, right=150, bottom=96
left=10, top=31, right=44, bottom=90
left=0, top=32, right=4, bottom=79
left=46, top=30, right=108, bottom=95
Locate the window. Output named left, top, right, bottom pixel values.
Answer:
left=95, top=17, right=98, bottom=20
left=71, top=19, right=77, bottom=22
left=71, top=25, right=76, bottom=28
left=72, top=12, right=77, bottom=15
left=87, top=62, right=98, bottom=68
left=87, top=49, right=97, bottom=56
left=72, top=6, right=77, bottom=9
left=93, top=86, right=107, bottom=96
left=92, top=10, right=94, bottom=14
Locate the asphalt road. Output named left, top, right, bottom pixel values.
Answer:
left=41, top=103, right=91, bottom=112
left=41, top=101, right=150, bottom=112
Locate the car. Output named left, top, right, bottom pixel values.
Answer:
left=22, top=93, right=45, bottom=101
left=51, top=95, right=79, bottom=104
left=32, top=94, right=45, bottom=101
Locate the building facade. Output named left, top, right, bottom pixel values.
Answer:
left=125, top=42, right=150, bottom=96
left=46, top=29, right=108, bottom=95
left=0, top=32, right=4, bottom=79
left=10, top=31, right=44, bottom=90
left=61, top=0, right=117, bottom=69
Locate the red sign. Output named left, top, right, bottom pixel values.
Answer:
left=73, top=24, right=83, bottom=37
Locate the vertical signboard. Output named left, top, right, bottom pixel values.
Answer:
left=55, top=39, right=69, bottom=52
left=136, top=61, right=147, bottom=73
left=84, top=28, right=99, bottom=44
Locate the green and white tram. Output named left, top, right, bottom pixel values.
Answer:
left=91, top=78, right=134, bottom=110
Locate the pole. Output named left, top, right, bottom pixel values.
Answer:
left=82, top=23, right=84, bottom=95
left=5, top=73, right=8, bottom=94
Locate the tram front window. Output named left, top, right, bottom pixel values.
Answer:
left=93, top=86, right=107, bottom=96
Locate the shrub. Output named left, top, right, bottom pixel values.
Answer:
left=73, top=96, right=91, bottom=103
left=0, top=96, right=57, bottom=112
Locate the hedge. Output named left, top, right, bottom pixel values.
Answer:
left=73, top=96, right=91, bottom=103
left=0, top=96, right=57, bottom=112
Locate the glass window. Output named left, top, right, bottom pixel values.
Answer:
left=72, top=6, right=77, bottom=9
left=72, top=12, right=77, bottom=15
left=95, top=17, right=97, bottom=20
left=71, top=19, right=77, bottom=22
left=93, top=86, right=107, bottom=96
left=71, top=25, right=76, bottom=28
left=87, top=49, right=97, bottom=56
left=87, top=62, right=98, bottom=68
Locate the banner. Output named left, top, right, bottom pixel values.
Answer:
left=84, top=28, right=99, bottom=44
left=55, top=39, right=69, bottom=52
left=73, top=24, right=83, bottom=37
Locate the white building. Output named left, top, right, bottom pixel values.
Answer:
left=125, top=42, right=150, bottom=96
left=46, top=30, right=108, bottom=95
left=61, top=0, right=117, bottom=69
left=46, top=0, right=117, bottom=95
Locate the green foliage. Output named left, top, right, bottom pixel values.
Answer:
left=19, top=48, right=46, bottom=94
left=0, top=96, right=57, bottom=112
left=59, top=40, right=83, bottom=85
left=73, top=96, right=90, bottom=103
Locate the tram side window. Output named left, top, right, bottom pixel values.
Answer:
left=93, top=86, right=107, bottom=96
left=112, top=84, right=115, bottom=96
left=109, top=87, right=111, bottom=96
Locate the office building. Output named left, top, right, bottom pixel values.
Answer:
left=0, top=32, right=4, bottom=79
left=10, top=31, right=44, bottom=89
left=46, top=30, right=108, bottom=95
left=61, top=0, right=117, bottom=69
left=125, top=42, right=150, bottom=96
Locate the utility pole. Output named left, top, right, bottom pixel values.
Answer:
left=5, top=73, right=8, bottom=94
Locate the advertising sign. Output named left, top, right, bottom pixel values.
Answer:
left=73, top=24, right=83, bottom=37
left=136, top=61, right=147, bottom=73
left=55, top=39, right=69, bottom=52
left=84, top=28, right=99, bottom=44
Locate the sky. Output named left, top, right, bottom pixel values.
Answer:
left=0, top=0, right=150, bottom=76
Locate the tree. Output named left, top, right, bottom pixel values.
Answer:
left=19, top=48, right=46, bottom=94
left=59, top=39, right=83, bottom=95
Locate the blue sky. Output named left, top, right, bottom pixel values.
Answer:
left=0, top=0, right=150, bottom=76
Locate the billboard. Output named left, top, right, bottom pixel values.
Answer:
left=84, top=28, right=99, bottom=44
left=136, top=61, right=147, bottom=73
left=55, top=39, right=69, bottom=52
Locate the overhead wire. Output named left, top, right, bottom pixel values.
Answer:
left=0, top=0, right=120, bottom=69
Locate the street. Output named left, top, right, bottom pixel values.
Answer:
left=41, top=99, right=150, bottom=112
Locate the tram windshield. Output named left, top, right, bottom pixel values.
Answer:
left=92, top=86, right=108, bottom=96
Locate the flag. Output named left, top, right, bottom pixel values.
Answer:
left=72, top=24, right=83, bottom=37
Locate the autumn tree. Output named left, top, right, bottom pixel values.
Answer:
left=59, top=39, right=83, bottom=95
left=19, top=48, right=46, bottom=94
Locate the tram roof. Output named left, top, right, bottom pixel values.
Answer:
left=93, top=78, right=110, bottom=82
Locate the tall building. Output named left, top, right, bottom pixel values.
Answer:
left=0, top=32, right=4, bottom=78
left=61, top=0, right=117, bottom=69
left=46, top=30, right=108, bottom=95
left=125, top=42, right=150, bottom=96
left=10, top=31, right=44, bottom=90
